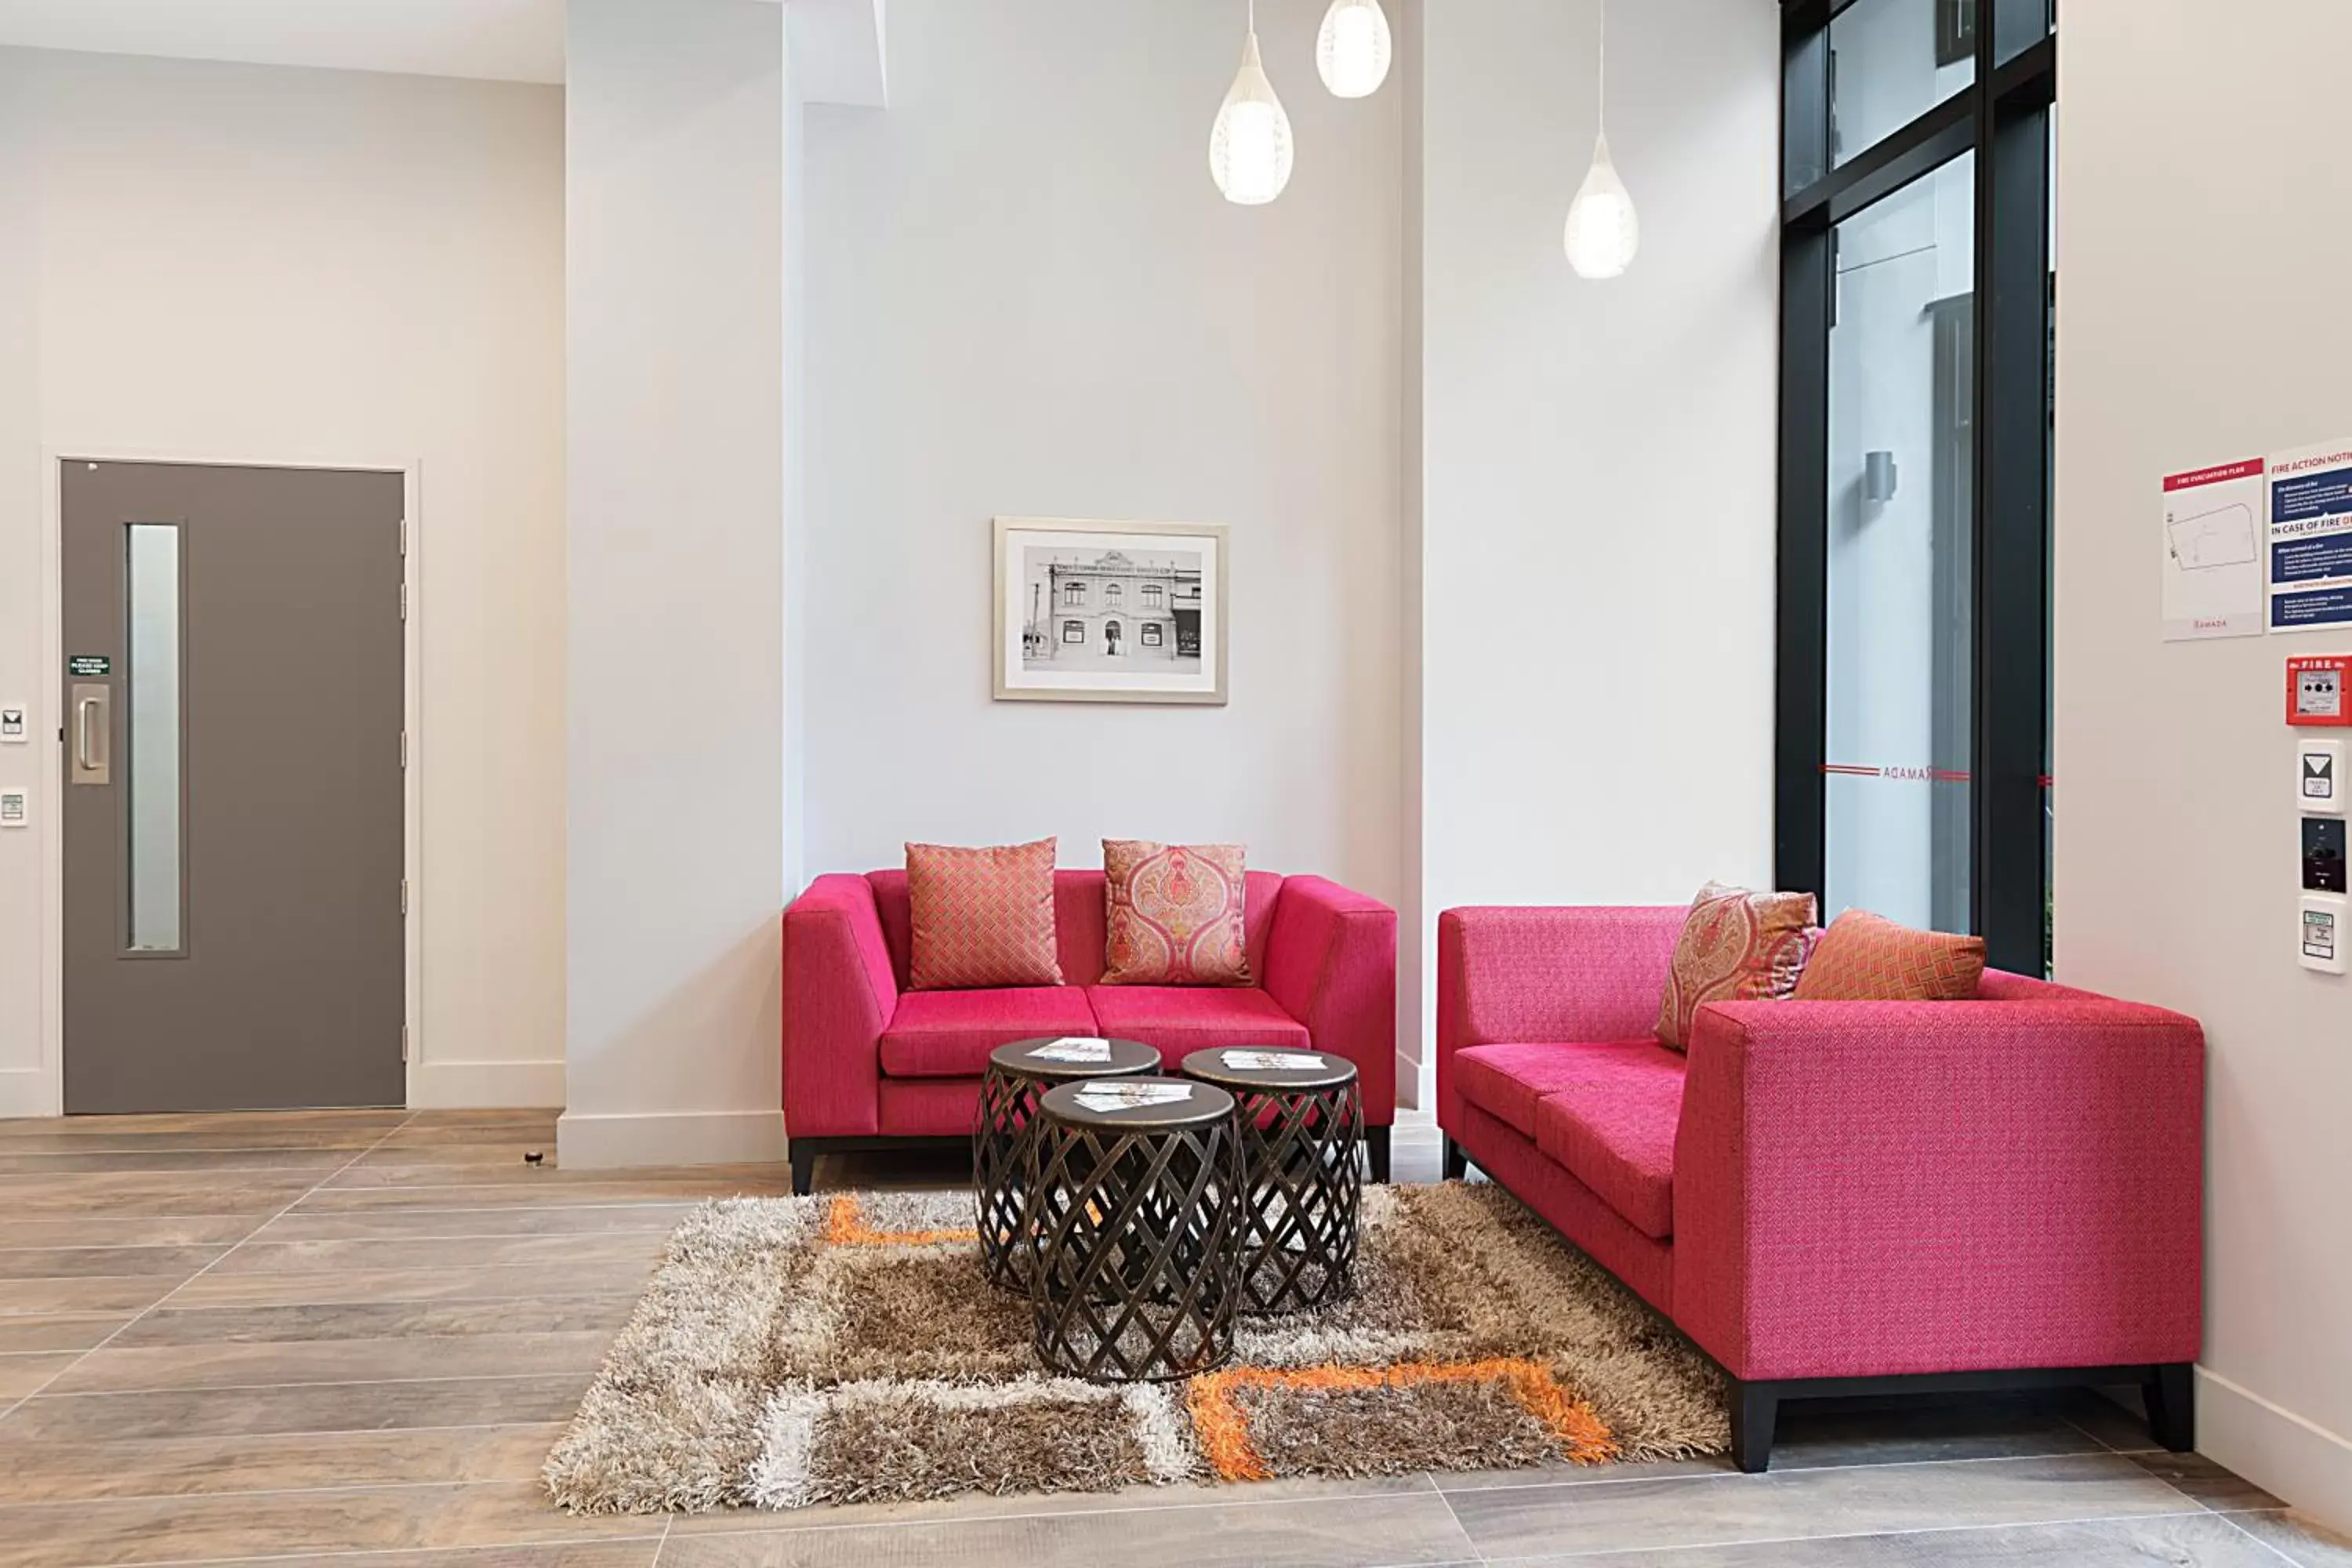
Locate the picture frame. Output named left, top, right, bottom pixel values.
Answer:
left=993, top=517, right=1229, bottom=706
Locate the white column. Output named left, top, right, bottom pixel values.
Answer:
left=561, top=0, right=787, bottom=1167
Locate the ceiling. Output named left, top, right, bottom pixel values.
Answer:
left=0, top=0, right=885, bottom=98
left=0, top=0, right=568, bottom=84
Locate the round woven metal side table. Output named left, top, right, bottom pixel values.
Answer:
left=973, top=1037, right=1160, bottom=1291
left=1178, top=1047, right=1362, bottom=1314
left=1026, top=1076, right=1241, bottom=1382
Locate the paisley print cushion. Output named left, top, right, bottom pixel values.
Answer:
left=1653, top=881, right=1818, bottom=1050
left=1099, top=840, right=1252, bottom=987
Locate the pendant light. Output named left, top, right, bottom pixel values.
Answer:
left=1316, top=0, right=1392, bottom=99
left=1563, top=0, right=1639, bottom=279
left=1210, top=0, right=1294, bottom=205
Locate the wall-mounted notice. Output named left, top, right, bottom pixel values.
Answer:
left=2269, top=441, right=2352, bottom=633
left=2161, top=458, right=2267, bottom=640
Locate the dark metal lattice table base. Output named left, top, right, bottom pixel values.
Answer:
left=1179, top=1047, right=1363, bottom=1315
left=973, top=1038, right=1161, bottom=1292
left=1026, top=1078, right=1241, bottom=1383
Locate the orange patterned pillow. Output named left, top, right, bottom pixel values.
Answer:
left=1100, top=840, right=1251, bottom=986
left=904, top=839, right=1064, bottom=991
left=1792, top=909, right=1985, bottom=1001
left=1654, top=882, right=1818, bottom=1050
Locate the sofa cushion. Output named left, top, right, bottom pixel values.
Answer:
left=878, top=988, right=1101, bottom=1079
left=1530, top=1044, right=1686, bottom=1240
left=903, top=839, right=1064, bottom=991
left=866, top=869, right=1286, bottom=990
left=1085, top=985, right=1308, bottom=1054
left=1655, top=882, right=1817, bottom=1049
left=1102, top=840, right=1254, bottom=986
left=1452, top=1041, right=1647, bottom=1140
left=1793, top=909, right=1986, bottom=1001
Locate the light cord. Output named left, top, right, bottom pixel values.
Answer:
left=1597, top=0, right=1608, bottom=137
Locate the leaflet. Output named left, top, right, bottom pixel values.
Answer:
left=1221, top=1050, right=1327, bottom=1071
left=1029, top=1037, right=1114, bottom=1063
left=1072, top=1082, right=1195, bottom=1113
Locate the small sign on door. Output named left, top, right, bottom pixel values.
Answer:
left=0, top=790, right=26, bottom=828
left=0, top=706, right=24, bottom=742
left=67, top=655, right=110, bottom=678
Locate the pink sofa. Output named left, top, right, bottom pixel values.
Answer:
left=784, top=869, right=1397, bottom=1194
left=1437, top=905, right=2204, bottom=1472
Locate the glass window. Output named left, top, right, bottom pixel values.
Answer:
left=1143, top=583, right=1164, bottom=607
left=1142, top=623, right=1163, bottom=646
left=1105, top=582, right=1122, bottom=602
left=1062, top=620, right=1084, bottom=644
left=125, top=523, right=183, bottom=953
left=1063, top=582, right=1086, bottom=606
left=1823, top=153, right=1976, bottom=932
left=1831, top=0, right=1976, bottom=167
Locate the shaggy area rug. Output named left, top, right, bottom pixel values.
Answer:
left=543, top=1181, right=1727, bottom=1513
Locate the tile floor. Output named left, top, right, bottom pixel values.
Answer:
left=0, top=1109, right=2344, bottom=1568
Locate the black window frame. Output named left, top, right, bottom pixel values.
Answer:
left=1776, top=0, right=2055, bottom=975
left=1062, top=619, right=1085, bottom=644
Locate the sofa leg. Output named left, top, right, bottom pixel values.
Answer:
left=2146, top=1363, right=2196, bottom=1453
left=1364, top=1126, right=1392, bottom=1184
left=789, top=1143, right=818, bottom=1198
left=1442, top=1137, right=1468, bottom=1182
left=1730, top=1380, right=1779, bottom=1474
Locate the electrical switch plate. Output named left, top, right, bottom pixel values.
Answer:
left=2302, top=895, right=2347, bottom=974
left=2307, top=818, right=2349, bottom=894
left=0, top=706, right=24, bottom=743
left=0, top=789, right=25, bottom=828
left=2300, top=739, right=2345, bottom=813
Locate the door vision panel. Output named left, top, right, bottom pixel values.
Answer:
left=62, top=460, right=405, bottom=1112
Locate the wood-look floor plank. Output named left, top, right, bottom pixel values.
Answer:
left=0, top=1422, right=568, bottom=1502
left=0, top=1276, right=183, bottom=1315
left=2225, top=1508, right=2352, bottom=1566
left=0, top=1479, right=655, bottom=1568
left=113, top=1297, right=636, bottom=1348
left=254, top=1203, right=698, bottom=1243
left=165, top=1547, right=660, bottom=1568
left=45, top=1329, right=615, bottom=1393
left=0, top=1109, right=408, bottom=1141
left=372, top=1121, right=564, bottom=1149
left=0, top=1130, right=385, bottom=1156
left=0, top=1243, right=227, bottom=1280
left=0, top=1374, right=594, bottom=1442
left=0, top=1352, right=78, bottom=1399
left=167, top=1261, right=656, bottom=1309
left=318, top=1161, right=792, bottom=1192
left=295, top=1178, right=795, bottom=1211
left=0, top=1171, right=316, bottom=1218
left=1479, top=1510, right=2299, bottom=1566
left=0, top=1312, right=133, bottom=1353
left=1441, top=1453, right=2205, bottom=1561
left=0, top=1148, right=358, bottom=1176
left=657, top=1492, right=1477, bottom=1568
left=0, top=1214, right=263, bottom=1250
left=207, top=1232, right=664, bottom=1276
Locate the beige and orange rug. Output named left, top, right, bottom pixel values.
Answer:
left=543, top=1181, right=1727, bottom=1513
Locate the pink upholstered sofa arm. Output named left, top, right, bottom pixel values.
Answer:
left=1671, top=994, right=2205, bottom=1382
left=1436, top=906, right=1685, bottom=1128
left=782, top=873, right=900, bottom=1139
left=1262, top=877, right=1399, bottom=1123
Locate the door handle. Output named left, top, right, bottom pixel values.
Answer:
left=77, top=697, right=101, bottom=772
left=70, top=683, right=110, bottom=785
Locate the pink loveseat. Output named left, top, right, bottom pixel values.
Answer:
left=1437, top=905, right=2204, bottom=1472
left=784, top=869, right=1397, bottom=1194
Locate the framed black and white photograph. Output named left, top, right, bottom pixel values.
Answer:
left=993, top=517, right=1229, bottom=705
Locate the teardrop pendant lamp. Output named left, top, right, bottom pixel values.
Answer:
left=1316, top=0, right=1393, bottom=99
left=1210, top=0, right=1295, bottom=205
left=1564, top=0, right=1640, bottom=279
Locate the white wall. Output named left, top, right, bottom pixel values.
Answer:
left=1416, top=0, right=1780, bottom=1089
left=560, top=0, right=787, bottom=1168
left=0, top=48, right=567, bottom=1116
left=2056, top=2, right=2352, bottom=1530
left=797, top=0, right=1404, bottom=924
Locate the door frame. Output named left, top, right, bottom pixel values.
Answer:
left=34, top=445, right=423, bottom=1118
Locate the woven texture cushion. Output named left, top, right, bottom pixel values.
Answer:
left=1792, top=909, right=1987, bottom=1001
left=1099, top=840, right=1252, bottom=986
left=1653, top=883, right=1817, bottom=1050
left=904, top=839, right=1064, bottom=992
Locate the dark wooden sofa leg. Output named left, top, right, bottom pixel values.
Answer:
left=1365, top=1126, right=1392, bottom=1184
left=2146, top=1363, right=2196, bottom=1453
left=789, top=1143, right=818, bottom=1197
left=1443, top=1137, right=1468, bottom=1181
left=1730, top=1380, right=1780, bottom=1474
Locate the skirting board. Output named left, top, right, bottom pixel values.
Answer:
left=2198, top=1365, right=2352, bottom=1534
left=0, top=1068, right=51, bottom=1120
left=556, top=1108, right=789, bottom=1171
left=409, top=1060, right=567, bottom=1111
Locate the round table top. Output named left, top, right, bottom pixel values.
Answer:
left=987, top=1036, right=1161, bottom=1081
left=1178, top=1046, right=1358, bottom=1093
left=1038, top=1075, right=1237, bottom=1131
